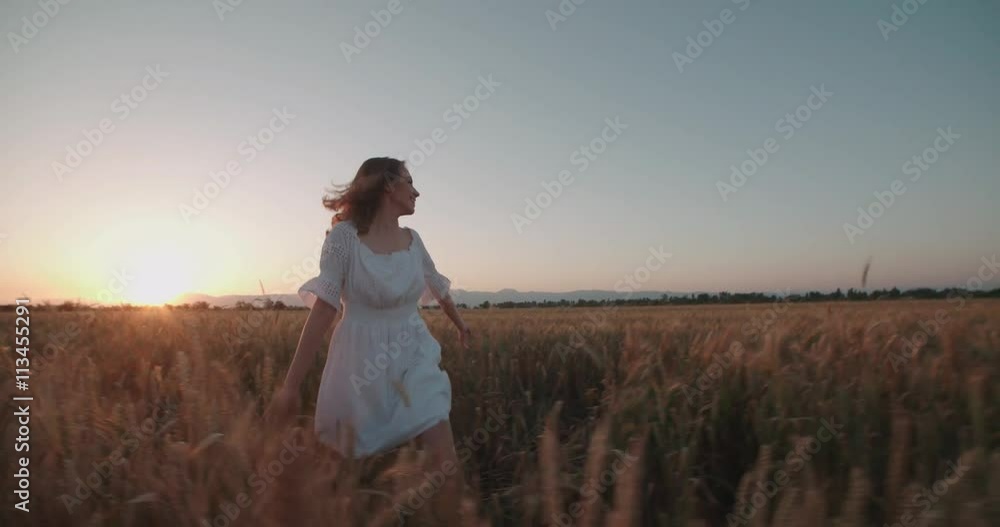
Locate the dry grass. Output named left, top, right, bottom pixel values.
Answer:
left=1, top=300, right=998, bottom=525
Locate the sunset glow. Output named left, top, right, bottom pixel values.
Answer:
left=120, top=245, right=195, bottom=306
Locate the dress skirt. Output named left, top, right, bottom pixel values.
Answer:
left=314, top=301, right=452, bottom=457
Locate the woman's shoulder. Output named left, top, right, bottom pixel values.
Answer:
left=329, top=219, right=358, bottom=235
left=406, top=226, right=425, bottom=248
left=325, top=220, right=359, bottom=248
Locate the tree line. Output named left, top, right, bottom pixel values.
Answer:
left=3, top=286, right=998, bottom=312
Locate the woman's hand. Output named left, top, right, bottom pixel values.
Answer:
left=265, top=384, right=300, bottom=426
left=457, top=322, right=473, bottom=350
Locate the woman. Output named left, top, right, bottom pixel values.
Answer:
left=266, top=157, right=473, bottom=524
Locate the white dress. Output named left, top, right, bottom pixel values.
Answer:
left=297, top=219, right=453, bottom=458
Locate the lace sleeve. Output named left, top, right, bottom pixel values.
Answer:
left=413, top=229, right=452, bottom=305
left=298, top=222, right=351, bottom=310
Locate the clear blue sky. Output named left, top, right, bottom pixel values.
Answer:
left=1, top=0, right=997, bottom=303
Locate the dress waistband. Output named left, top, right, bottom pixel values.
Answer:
left=341, top=301, right=420, bottom=322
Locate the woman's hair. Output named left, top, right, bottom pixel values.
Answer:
left=323, top=157, right=407, bottom=235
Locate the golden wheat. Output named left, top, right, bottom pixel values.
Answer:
left=0, top=300, right=997, bottom=525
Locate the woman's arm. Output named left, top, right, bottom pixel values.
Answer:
left=282, top=299, right=339, bottom=389
left=412, top=227, right=473, bottom=349
left=437, top=293, right=462, bottom=328
left=266, top=299, right=338, bottom=423
left=268, top=222, right=350, bottom=423
left=436, top=293, right=473, bottom=349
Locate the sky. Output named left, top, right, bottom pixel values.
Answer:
left=1, top=0, right=998, bottom=304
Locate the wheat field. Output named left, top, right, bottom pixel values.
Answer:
left=1, top=300, right=998, bottom=526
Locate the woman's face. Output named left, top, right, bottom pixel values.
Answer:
left=386, top=167, right=419, bottom=215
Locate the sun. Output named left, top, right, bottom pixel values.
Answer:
left=122, top=245, right=194, bottom=305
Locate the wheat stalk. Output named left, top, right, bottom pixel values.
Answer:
left=606, top=430, right=647, bottom=527
left=837, top=467, right=869, bottom=527
left=885, top=403, right=910, bottom=521
left=577, top=415, right=611, bottom=527
left=541, top=401, right=564, bottom=525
